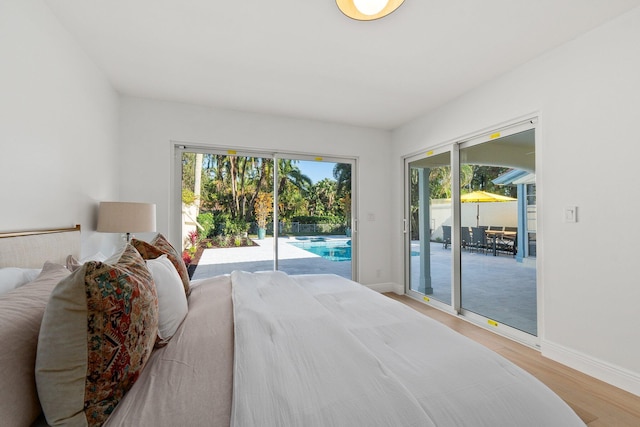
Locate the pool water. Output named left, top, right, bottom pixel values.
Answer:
left=288, top=238, right=352, bottom=262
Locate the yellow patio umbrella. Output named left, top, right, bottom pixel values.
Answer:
left=460, top=191, right=516, bottom=226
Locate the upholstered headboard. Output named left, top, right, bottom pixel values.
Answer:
left=0, top=225, right=81, bottom=268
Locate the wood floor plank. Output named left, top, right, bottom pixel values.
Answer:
left=384, top=293, right=640, bottom=427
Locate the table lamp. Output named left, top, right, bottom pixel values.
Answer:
left=97, top=201, right=156, bottom=242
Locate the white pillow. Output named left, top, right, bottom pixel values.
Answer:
left=0, top=267, right=42, bottom=296
left=65, top=252, right=109, bottom=272
left=81, top=252, right=108, bottom=263
left=146, top=255, right=189, bottom=342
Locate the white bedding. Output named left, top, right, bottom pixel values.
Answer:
left=231, top=271, right=585, bottom=427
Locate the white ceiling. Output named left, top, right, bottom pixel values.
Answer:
left=45, top=0, right=640, bottom=130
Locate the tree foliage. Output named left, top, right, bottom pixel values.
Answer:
left=254, top=192, right=273, bottom=228
left=182, top=154, right=351, bottom=235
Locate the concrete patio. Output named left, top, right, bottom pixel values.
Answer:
left=192, top=236, right=352, bottom=279
left=192, top=238, right=536, bottom=336
left=411, top=241, right=537, bottom=335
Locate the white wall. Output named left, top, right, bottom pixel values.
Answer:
left=0, top=0, right=120, bottom=256
left=391, top=7, right=640, bottom=395
left=118, top=97, right=393, bottom=286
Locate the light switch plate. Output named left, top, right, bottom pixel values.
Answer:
left=564, top=206, right=577, bottom=223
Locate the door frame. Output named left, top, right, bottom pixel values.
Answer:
left=171, top=143, right=359, bottom=281
left=404, top=145, right=458, bottom=315
left=403, top=116, right=540, bottom=348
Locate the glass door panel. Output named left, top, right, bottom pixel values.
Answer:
left=180, top=151, right=275, bottom=278
left=408, top=152, right=452, bottom=306
left=459, top=129, right=537, bottom=335
left=275, top=158, right=353, bottom=280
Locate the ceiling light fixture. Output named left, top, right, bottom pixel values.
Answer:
left=336, top=0, right=404, bottom=21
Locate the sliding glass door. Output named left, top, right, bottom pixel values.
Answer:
left=276, top=159, right=354, bottom=279
left=177, top=151, right=276, bottom=278
left=406, top=149, right=453, bottom=310
left=459, top=129, right=537, bottom=336
left=174, top=146, right=356, bottom=280
left=405, top=120, right=538, bottom=342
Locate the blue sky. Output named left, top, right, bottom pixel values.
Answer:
left=297, top=160, right=336, bottom=184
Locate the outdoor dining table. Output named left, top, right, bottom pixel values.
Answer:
left=485, top=230, right=517, bottom=256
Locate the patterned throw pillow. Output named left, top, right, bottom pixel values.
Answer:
left=36, top=245, right=158, bottom=427
left=132, top=233, right=191, bottom=296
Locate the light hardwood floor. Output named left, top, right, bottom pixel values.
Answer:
left=384, top=293, right=640, bottom=427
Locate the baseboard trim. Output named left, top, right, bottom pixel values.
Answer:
left=542, top=339, right=640, bottom=397
left=364, top=282, right=397, bottom=293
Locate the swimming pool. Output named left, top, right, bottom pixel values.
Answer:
left=288, top=238, right=352, bottom=262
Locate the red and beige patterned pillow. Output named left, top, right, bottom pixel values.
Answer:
left=35, top=245, right=158, bottom=427
left=132, top=233, right=191, bottom=296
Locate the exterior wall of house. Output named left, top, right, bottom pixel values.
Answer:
left=391, top=6, right=640, bottom=396
left=0, top=0, right=119, bottom=257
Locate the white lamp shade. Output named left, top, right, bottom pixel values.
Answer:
left=97, top=202, right=156, bottom=234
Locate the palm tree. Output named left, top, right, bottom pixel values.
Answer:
left=309, top=179, right=337, bottom=216
left=277, top=159, right=312, bottom=196
left=276, top=159, right=312, bottom=221
left=333, top=163, right=351, bottom=197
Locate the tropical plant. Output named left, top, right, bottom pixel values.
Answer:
left=183, top=153, right=351, bottom=238
left=309, top=179, right=337, bottom=216
left=340, top=193, right=351, bottom=225
left=254, top=192, right=273, bottom=229
left=182, top=250, right=192, bottom=265
left=333, top=163, right=351, bottom=198
left=276, top=159, right=312, bottom=221
left=196, top=212, right=215, bottom=238
left=187, top=230, right=200, bottom=247
left=182, top=188, right=197, bottom=206
left=293, top=215, right=343, bottom=224
left=222, top=218, right=249, bottom=237
left=214, top=235, right=229, bottom=247
left=467, top=166, right=516, bottom=196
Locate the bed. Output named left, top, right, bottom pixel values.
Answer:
left=0, top=226, right=586, bottom=427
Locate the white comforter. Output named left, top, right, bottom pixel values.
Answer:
left=231, top=271, right=585, bottom=427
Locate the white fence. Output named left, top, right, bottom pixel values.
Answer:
left=265, top=222, right=345, bottom=235
left=430, top=200, right=517, bottom=241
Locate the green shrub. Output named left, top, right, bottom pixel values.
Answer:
left=223, top=218, right=250, bottom=237
left=211, top=213, right=231, bottom=236
left=197, top=212, right=215, bottom=238
left=292, top=215, right=343, bottom=225
left=182, top=189, right=197, bottom=206
left=215, top=235, right=229, bottom=247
